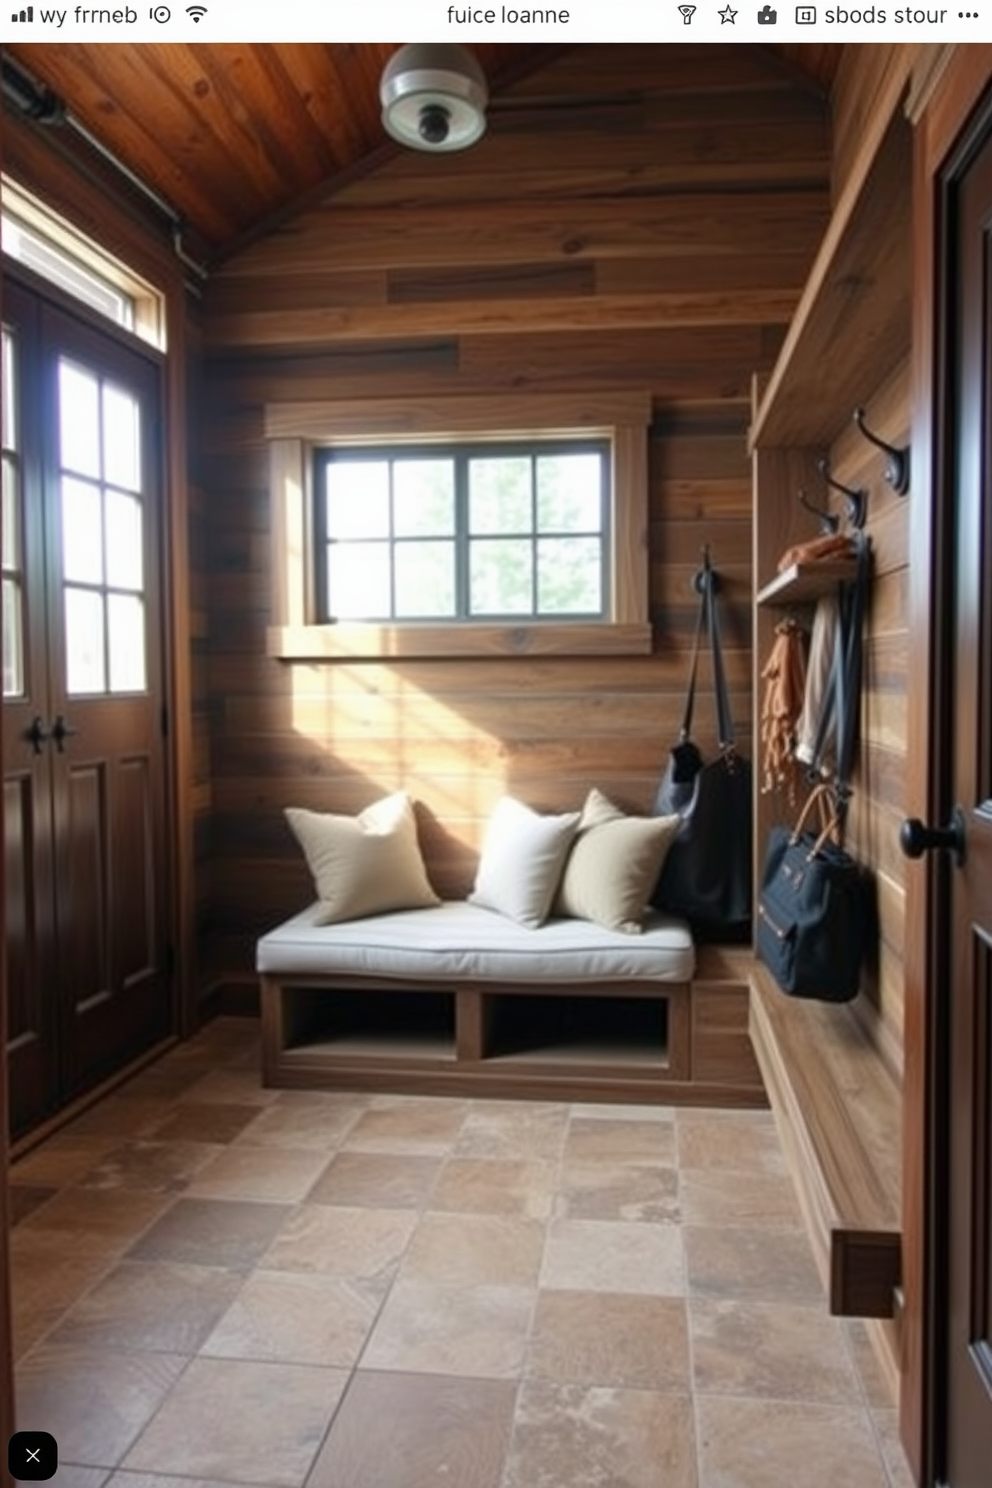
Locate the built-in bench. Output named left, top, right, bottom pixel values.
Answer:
left=749, top=959, right=902, bottom=1326
left=257, top=901, right=766, bottom=1107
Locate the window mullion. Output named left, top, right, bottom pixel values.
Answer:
left=455, top=453, right=469, bottom=621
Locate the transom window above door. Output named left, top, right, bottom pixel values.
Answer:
left=314, top=440, right=609, bottom=624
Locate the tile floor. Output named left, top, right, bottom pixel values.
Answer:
left=7, top=1017, right=915, bottom=1488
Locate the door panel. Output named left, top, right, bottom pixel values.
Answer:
left=2, top=277, right=172, bottom=1136
left=942, top=111, right=992, bottom=1487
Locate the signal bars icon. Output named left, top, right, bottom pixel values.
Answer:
left=677, top=3, right=696, bottom=17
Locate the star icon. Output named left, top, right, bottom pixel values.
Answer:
left=718, top=3, right=737, bottom=17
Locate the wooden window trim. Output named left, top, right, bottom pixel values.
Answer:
left=265, top=392, right=652, bottom=660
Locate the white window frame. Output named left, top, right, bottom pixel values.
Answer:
left=265, top=392, right=652, bottom=660
left=1, top=178, right=166, bottom=351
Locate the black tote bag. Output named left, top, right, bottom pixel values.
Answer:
left=756, top=534, right=874, bottom=1000
left=652, top=560, right=752, bottom=938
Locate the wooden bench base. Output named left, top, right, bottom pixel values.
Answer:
left=260, top=960, right=766, bottom=1108
left=749, top=960, right=902, bottom=1322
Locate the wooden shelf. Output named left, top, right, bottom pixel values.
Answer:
left=749, top=111, right=913, bottom=451
left=756, top=557, right=859, bottom=607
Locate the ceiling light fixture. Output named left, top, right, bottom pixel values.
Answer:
left=379, top=44, right=488, bottom=153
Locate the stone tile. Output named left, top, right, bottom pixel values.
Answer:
left=10, top=1134, right=121, bottom=1188
left=555, top=1161, right=680, bottom=1223
left=844, top=1319, right=899, bottom=1408
left=201, top=1269, right=381, bottom=1367
left=399, top=1212, right=545, bottom=1288
left=17, top=1188, right=174, bottom=1249
left=307, top=1370, right=517, bottom=1488
left=15, top=1344, right=188, bottom=1468
left=176, top=1068, right=279, bottom=1107
left=690, top=1298, right=860, bottom=1404
left=362, top=1281, right=534, bottom=1378
left=122, top=1356, right=349, bottom=1485
left=569, top=1102, right=674, bottom=1122
left=7, top=1184, right=59, bottom=1225
left=526, top=1290, right=691, bottom=1391
left=871, top=1409, right=917, bottom=1488
left=685, top=1226, right=824, bottom=1306
left=343, top=1098, right=469, bottom=1154
left=695, top=1396, right=889, bottom=1488
left=185, top=1144, right=332, bottom=1202
left=676, top=1112, right=786, bottom=1175
left=234, top=1098, right=365, bottom=1149
left=679, top=1169, right=803, bottom=1230
left=540, top=1217, right=685, bottom=1295
left=262, top=1203, right=417, bottom=1283
left=109, top=1472, right=239, bottom=1488
left=78, top=1141, right=224, bottom=1194
left=454, top=1102, right=569, bottom=1160
left=563, top=1116, right=676, bottom=1167
left=49, top=1261, right=244, bottom=1354
left=60, top=1099, right=178, bottom=1141
left=9, top=1232, right=118, bottom=1359
left=126, top=1198, right=292, bottom=1271
left=502, top=1381, right=697, bottom=1488
left=145, top=1102, right=261, bottom=1145
left=432, top=1156, right=557, bottom=1219
left=46, top=1466, right=110, bottom=1488
left=308, top=1151, right=442, bottom=1209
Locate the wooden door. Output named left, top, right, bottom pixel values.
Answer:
left=938, top=104, right=992, bottom=1487
left=3, top=278, right=173, bottom=1137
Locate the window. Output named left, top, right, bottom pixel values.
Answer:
left=2, top=323, right=24, bottom=697
left=265, top=391, right=652, bottom=660
left=58, top=356, right=147, bottom=694
left=2, top=179, right=166, bottom=349
left=315, top=440, right=609, bottom=624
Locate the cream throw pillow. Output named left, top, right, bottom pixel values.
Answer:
left=555, top=787, right=680, bottom=933
left=469, top=795, right=581, bottom=928
left=285, top=792, right=440, bottom=925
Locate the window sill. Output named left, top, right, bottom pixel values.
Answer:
left=267, top=621, right=654, bottom=661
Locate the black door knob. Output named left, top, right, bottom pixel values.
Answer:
left=900, top=809, right=966, bottom=865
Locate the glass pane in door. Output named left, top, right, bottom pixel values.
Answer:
left=58, top=356, right=147, bottom=694
left=1, top=325, right=24, bottom=697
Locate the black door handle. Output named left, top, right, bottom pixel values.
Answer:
left=900, top=809, right=966, bottom=865
left=51, top=715, right=79, bottom=752
left=25, top=716, right=52, bottom=754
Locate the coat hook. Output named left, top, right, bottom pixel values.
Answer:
left=692, top=543, right=719, bottom=594
left=817, top=457, right=867, bottom=530
left=798, top=488, right=839, bottom=536
left=853, top=407, right=910, bottom=495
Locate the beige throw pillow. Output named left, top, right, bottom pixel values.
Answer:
left=285, top=792, right=440, bottom=925
left=469, top=795, right=581, bottom=928
left=555, top=787, right=680, bottom=933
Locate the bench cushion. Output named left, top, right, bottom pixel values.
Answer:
left=257, top=901, right=695, bottom=983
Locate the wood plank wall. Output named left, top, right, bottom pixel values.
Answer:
left=198, top=45, right=834, bottom=982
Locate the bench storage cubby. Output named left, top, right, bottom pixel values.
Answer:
left=257, top=901, right=765, bottom=1106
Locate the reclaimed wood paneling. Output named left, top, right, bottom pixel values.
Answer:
left=197, top=47, right=832, bottom=985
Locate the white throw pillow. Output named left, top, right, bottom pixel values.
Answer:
left=285, top=792, right=440, bottom=925
left=469, top=795, right=581, bottom=929
left=555, top=787, right=680, bottom=933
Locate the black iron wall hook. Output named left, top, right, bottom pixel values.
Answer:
left=853, top=407, right=910, bottom=495
left=798, top=489, right=839, bottom=535
left=817, top=457, right=868, bottom=530
left=692, top=543, right=719, bottom=594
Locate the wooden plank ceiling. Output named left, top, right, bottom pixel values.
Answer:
left=2, top=42, right=842, bottom=264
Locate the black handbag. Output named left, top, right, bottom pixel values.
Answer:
left=652, top=556, right=752, bottom=937
left=756, top=785, right=870, bottom=1001
left=756, top=534, right=873, bottom=1001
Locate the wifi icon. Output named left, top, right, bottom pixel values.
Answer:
left=187, top=3, right=207, bottom=17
